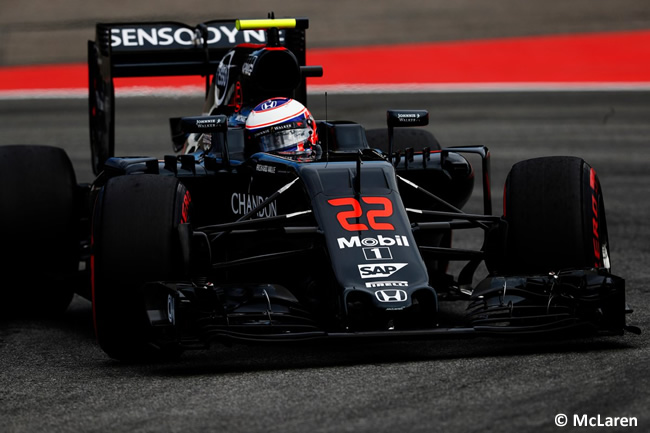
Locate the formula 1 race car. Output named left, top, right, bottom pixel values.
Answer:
left=0, top=16, right=639, bottom=361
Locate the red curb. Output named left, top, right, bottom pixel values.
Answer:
left=308, top=30, right=650, bottom=85
left=1, top=30, right=649, bottom=93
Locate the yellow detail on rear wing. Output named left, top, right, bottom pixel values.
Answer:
left=236, top=19, right=297, bottom=30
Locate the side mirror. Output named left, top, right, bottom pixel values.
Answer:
left=386, top=110, right=429, bottom=165
left=170, top=114, right=231, bottom=166
left=178, top=115, right=228, bottom=133
left=169, top=115, right=228, bottom=153
left=386, top=110, right=429, bottom=127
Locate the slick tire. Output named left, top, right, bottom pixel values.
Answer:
left=500, top=156, right=610, bottom=275
left=92, top=175, right=191, bottom=361
left=0, top=145, right=79, bottom=316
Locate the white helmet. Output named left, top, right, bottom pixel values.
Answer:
left=245, top=97, right=318, bottom=155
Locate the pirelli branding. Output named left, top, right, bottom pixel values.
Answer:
left=366, top=281, right=408, bottom=288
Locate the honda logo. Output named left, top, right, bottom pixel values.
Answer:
left=260, top=100, right=278, bottom=110
left=374, top=289, right=408, bottom=303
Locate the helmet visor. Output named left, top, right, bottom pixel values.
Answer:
left=256, top=125, right=312, bottom=152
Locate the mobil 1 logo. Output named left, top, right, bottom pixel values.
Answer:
left=363, top=246, right=393, bottom=261
left=336, top=234, right=410, bottom=249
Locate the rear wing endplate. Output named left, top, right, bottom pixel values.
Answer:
left=88, top=18, right=309, bottom=174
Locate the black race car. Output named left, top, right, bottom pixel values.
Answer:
left=1, top=16, right=639, bottom=361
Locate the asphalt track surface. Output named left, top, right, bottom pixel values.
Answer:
left=1, top=2, right=650, bottom=433
left=1, top=91, right=649, bottom=433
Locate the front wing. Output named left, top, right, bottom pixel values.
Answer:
left=139, top=268, right=638, bottom=349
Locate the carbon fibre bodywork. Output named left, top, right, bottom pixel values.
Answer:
left=83, top=16, right=637, bottom=358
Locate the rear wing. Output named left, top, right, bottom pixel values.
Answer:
left=88, top=18, right=309, bottom=174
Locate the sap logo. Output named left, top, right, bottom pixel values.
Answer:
left=358, top=263, right=407, bottom=279
left=337, top=235, right=409, bottom=249
left=374, top=289, right=408, bottom=303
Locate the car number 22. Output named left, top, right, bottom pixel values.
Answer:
left=328, top=197, right=394, bottom=231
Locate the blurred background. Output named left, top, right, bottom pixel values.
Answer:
left=2, top=0, right=650, bottom=66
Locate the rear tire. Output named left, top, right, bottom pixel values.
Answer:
left=500, top=156, right=610, bottom=275
left=0, top=145, right=79, bottom=316
left=92, top=175, right=191, bottom=361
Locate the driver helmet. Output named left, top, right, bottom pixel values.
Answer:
left=245, top=97, right=318, bottom=155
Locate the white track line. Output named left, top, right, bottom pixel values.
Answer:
left=2, top=82, right=650, bottom=100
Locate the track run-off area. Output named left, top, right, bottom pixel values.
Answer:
left=1, top=30, right=649, bottom=97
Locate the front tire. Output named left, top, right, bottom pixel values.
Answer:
left=469, top=156, right=622, bottom=335
left=92, top=175, right=191, bottom=361
left=500, top=156, right=610, bottom=274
